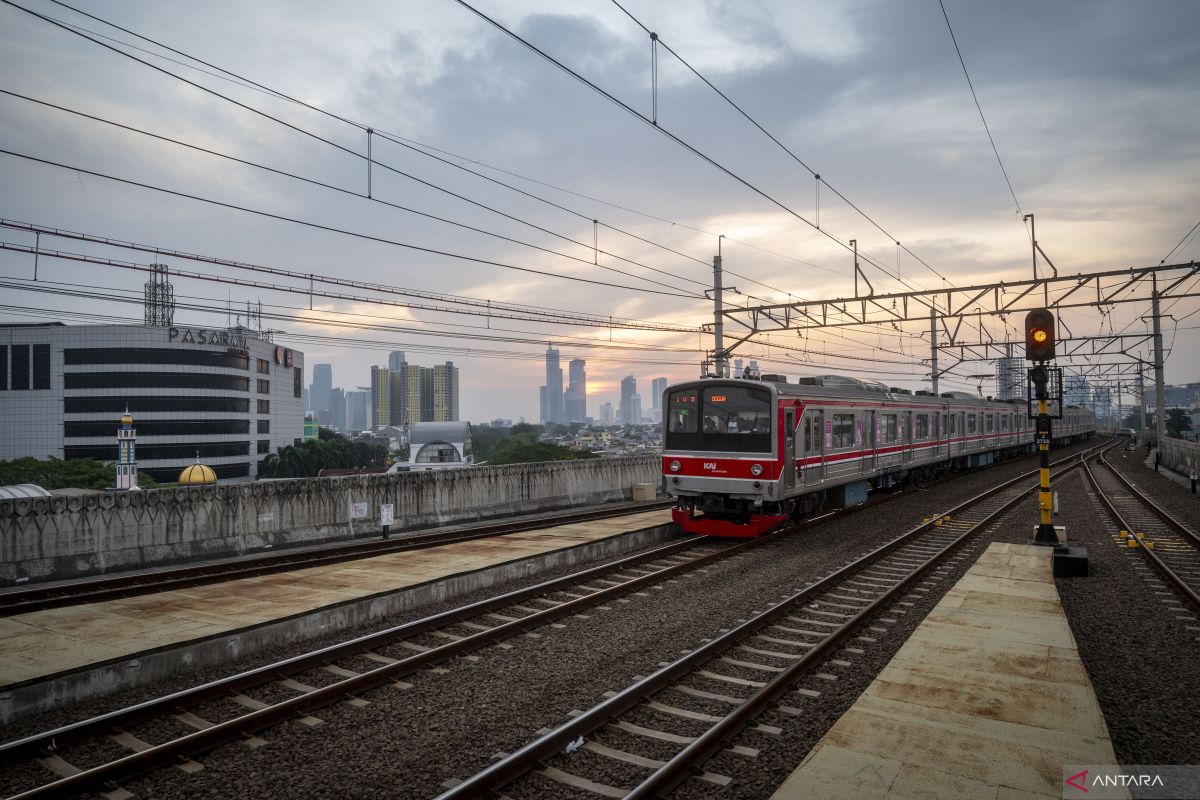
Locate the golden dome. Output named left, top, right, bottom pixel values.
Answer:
left=121, top=413, right=134, bottom=426
left=179, top=463, right=218, bottom=485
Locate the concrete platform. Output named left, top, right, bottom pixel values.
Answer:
left=771, top=543, right=1124, bottom=800
left=0, top=509, right=674, bottom=724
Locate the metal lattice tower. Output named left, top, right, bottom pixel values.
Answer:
left=144, top=263, right=175, bottom=327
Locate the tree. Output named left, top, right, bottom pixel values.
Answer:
left=1165, top=408, right=1193, bottom=439
left=258, top=434, right=390, bottom=478
left=487, top=433, right=597, bottom=465
left=0, top=457, right=158, bottom=490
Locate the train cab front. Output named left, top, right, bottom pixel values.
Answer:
left=662, top=381, right=786, bottom=537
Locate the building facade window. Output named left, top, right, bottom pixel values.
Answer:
left=11, top=345, right=29, bottom=390
left=257, top=358, right=270, bottom=374
left=257, top=419, right=270, bottom=434
left=257, top=399, right=270, bottom=414
left=0, top=346, right=7, bottom=391
left=32, top=344, right=50, bottom=389
left=64, top=372, right=251, bottom=391
left=257, top=379, right=270, bottom=394
left=64, top=348, right=249, bottom=369
left=65, top=441, right=251, bottom=460
left=293, top=367, right=302, bottom=398
left=65, top=396, right=250, bottom=414
left=65, top=420, right=251, bottom=437
left=257, top=439, right=271, bottom=454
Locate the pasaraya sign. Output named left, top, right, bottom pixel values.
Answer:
left=168, top=327, right=249, bottom=349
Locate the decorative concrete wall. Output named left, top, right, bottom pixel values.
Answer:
left=0, top=455, right=661, bottom=583
left=1159, top=438, right=1199, bottom=479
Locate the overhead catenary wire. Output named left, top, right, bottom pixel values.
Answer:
left=937, top=0, right=1024, bottom=220
left=16, top=0, right=1028, bottom=385
left=1, top=0, right=712, bottom=297
left=41, top=0, right=847, bottom=281
left=0, top=90, right=708, bottom=296
left=452, top=0, right=927, bottom=295
left=0, top=149, right=704, bottom=300
left=607, top=0, right=953, bottom=285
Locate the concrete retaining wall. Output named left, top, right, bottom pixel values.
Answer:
left=0, top=455, right=661, bottom=583
left=1159, top=438, right=1199, bottom=479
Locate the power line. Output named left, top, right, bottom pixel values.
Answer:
left=0, top=89, right=707, bottom=295
left=452, top=0, right=922, bottom=294
left=43, top=0, right=846, bottom=281
left=1161, top=217, right=1200, bottom=264
left=608, top=0, right=952, bottom=284
left=0, top=149, right=703, bottom=299
left=3, top=0, right=712, bottom=297
left=938, top=0, right=1024, bottom=219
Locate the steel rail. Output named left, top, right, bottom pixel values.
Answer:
left=1096, top=452, right=1200, bottom=549
left=0, top=499, right=675, bottom=616
left=1084, top=455, right=1200, bottom=611
left=437, top=442, right=1105, bottom=799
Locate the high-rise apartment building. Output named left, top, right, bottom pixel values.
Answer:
left=651, top=377, right=667, bottom=412
left=540, top=346, right=564, bottom=424
left=309, top=363, right=332, bottom=416
left=599, top=402, right=614, bottom=425
left=620, top=375, right=636, bottom=425
left=371, top=360, right=458, bottom=429
left=565, top=359, right=587, bottom=422
left=388, top=350, right=406, bottom=371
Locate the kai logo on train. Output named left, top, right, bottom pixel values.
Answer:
left=703, top=462, right=718, bottom=470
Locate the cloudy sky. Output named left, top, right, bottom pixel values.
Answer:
left=1, top=0, right=1197, bottom=422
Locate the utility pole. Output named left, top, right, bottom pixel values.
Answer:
left=712, top=236, right=725, bottom=378
left=1151, top=274, right=1166, bottom=446
left=929, top=307, right=939, bottom=395
left=1024, top=213, right=1037, bottom=280
left=1137, top=366, right=1148, bottom=432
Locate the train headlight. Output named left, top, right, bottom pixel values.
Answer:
left=669, top=460, right=681, bottom=472
left=750, top=463, right=764, bottom=476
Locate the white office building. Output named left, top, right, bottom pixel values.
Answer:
left=0, top=322, right=305, bottom=482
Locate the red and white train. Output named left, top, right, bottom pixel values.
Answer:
left=661, top=374, right=1096, bottom=537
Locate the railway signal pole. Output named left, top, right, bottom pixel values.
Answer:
left=1025, top=308, right=1060, bottom=545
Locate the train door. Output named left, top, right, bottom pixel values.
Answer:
left=804, top=409, right=824, bottom=486
left=869, top=410, right=878, bottom=472
left=903, top=410, right=914, bottom=464
left=941, top=411, right=950, bottom=459
left=958, top=412, right=966, bottom=453
left=784, top=407, right=796, bottom=491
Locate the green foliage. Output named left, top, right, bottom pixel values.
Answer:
left=259, top=433, right=390, bottom=478
left=487, top=433, right=596, bottom=465
left=510, top=422, right=544, bottom=437
left=1165, top=408, right=1193, bottom=439
left=0, top=457, right=158, bottom=490
left=471, top=426, right=511, bottom=461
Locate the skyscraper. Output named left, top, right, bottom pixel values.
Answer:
left=651, top=377, right=667, bottom=413
left=346, top=389, right=369, bottom=431
left=388, top=351, right=406, bottom=371
left=328, top=387, right=346, bottom=430
left=370, top=366, right=391, bottom=430
left=620, top=374, right=636, bottom=425
left=540, top=346, right=564, bottom=424
left=565, top=359, right=587, bottom=422
left=428, top=362, right=460, bottom=421
left=599, top=402, right=614, bottom=425
left=310, top=363, right=332, bottom=417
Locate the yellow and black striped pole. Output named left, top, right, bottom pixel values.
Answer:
left=1031, top=366, right=1058, bottom=544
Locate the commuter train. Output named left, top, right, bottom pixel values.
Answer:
left=661, top=374, right=1096, bottom=537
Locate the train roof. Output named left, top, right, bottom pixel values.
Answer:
left=668, top=375, right=1027, bottom=408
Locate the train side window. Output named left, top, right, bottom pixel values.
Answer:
left=882, top=414, right=898, bottom=443
left=1001, top=415, right=1009, bottom=432
left=967, top=414, right=977, bottom=434
left=832, top=414, right=854, bottom=449
left=915, top=414, right=930, bottom=439
left=986, top=414, right=995, bottom=433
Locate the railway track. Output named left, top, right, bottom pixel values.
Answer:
left=437, top=441, right=1108, bottom=800
left=0, top=499, right=674, bottom=616
left=1084, top=450, right=1200, bottom=610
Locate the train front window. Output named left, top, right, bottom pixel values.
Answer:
left=664, top=385, right=772, bottom=453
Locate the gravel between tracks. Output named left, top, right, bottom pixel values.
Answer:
left=1055, top=467, right=1200, bottom=769
left=1104, top=444, right=1200, bottom=531
left=2, top=440, right=1096, bottom=799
